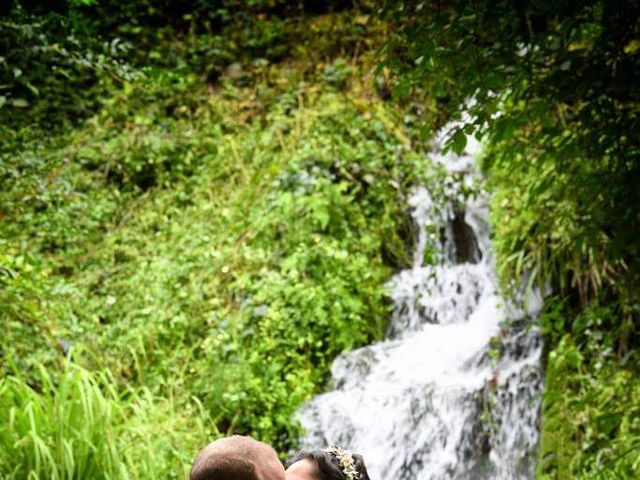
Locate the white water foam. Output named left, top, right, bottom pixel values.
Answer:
left=297, top=129, right=543, bottom=479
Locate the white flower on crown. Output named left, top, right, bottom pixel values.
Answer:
left=324, top=444, right=359, bottom=480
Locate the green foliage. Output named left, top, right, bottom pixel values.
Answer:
left=0, top=0, right=377, bottom=133
left=538, top=304, right=640, bottom=479
left=76, top=73, right=222, bottom=190
left=1, top=1, right=425, bottom=472
left=1, top=39, right=430, bottom=468
left=322, top=58, right=353, bottom=89
left=0, top=5, right=137, bottom=131
left=486, top=144, right=631, bottom=303
left=385, top=0, right=640, bottom=303
left=0, top=362, right=210, bottom=479
left=0, top=246, right=71, bottom=379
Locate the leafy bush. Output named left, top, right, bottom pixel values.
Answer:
left=1, top=56, right=432, bottom=456
left=0, top=5, right=137, bottom=131
left=538, top=303, right=640, bottom=478
left=1, top=0, right=448, bottom=472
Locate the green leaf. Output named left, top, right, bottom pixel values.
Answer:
left=10, top=98, right=29, bottom=108
left=451, top=129, right=467, bottom=155
left=392, top=80, right=411, bottom=100
left=312, top=204, right=330, bottom=230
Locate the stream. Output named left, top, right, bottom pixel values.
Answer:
left=297, top=130, right=544, bottom=479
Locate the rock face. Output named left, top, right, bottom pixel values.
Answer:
left=297, top=130, right=543, bottom=479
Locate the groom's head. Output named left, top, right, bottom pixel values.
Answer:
left=190, top=435, right=285, bottom=480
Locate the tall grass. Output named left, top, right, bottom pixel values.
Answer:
left=0, top=363, right=211, bottom=479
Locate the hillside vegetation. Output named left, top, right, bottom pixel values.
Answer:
left=1, top=2, right=440, bottom=476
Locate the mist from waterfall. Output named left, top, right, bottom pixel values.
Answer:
left=297, top=129, right=544, bottom=479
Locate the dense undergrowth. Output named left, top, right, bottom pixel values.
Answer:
left=0, top=2, right=442, bottom=477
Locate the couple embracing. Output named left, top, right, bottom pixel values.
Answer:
left=190, top=435, right=371, bottom=480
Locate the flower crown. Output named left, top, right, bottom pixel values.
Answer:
left=324, top=444, right=359, bottom=480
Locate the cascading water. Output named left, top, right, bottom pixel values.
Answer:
left=297, top=128, right=544, bottom=479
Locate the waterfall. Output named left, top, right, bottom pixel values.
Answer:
left=297, top=128, right=544, bottom=479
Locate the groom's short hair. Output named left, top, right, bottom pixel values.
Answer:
left=190, top=435, right=280, bottom=480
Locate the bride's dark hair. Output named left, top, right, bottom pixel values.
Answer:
left=286, top=449, right=371, bottom=480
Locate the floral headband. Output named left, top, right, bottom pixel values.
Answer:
left=324, top=444, right=359, bottom=480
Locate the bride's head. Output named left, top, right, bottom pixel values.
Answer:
left=285, top=445, right=370, bottom=480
